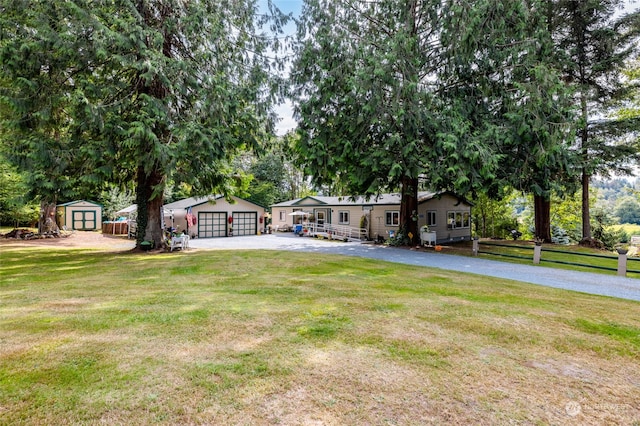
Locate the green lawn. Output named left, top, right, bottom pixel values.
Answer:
left=1, top=246, right=640, bottom=424
left=613, top=223, right=640, bottom=238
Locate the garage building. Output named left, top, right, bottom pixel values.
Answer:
left=164, top=195, right=266, bottom=238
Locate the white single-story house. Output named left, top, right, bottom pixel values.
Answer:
left=164, top=195, right=267, bottom=238
left=57, top=200, right=102, bottom=231
left=270, top=191, right=473, bottom=243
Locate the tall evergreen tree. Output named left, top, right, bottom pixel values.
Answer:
left=548, top=0, right=640, bottom=242
left=292, top=0, right=489, bottom=239
left=1, top=0, right=286, bottom=247
left=440, top=0, right=577, bottom=242
left=617, top=58, right=640, bottom=119
left=0, top=1, right=99, bottom=232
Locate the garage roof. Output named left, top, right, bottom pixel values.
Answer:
left=164, top=195, right=266, bottom=210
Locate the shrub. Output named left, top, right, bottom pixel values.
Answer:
left=387, top=229, right=411, bottom=247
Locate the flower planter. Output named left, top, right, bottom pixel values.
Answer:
left=420, top=231, right=436, bottom=246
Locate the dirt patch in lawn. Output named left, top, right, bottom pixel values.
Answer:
left=0, top=230, right=135, bottom=251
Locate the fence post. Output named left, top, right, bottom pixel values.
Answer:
left=617, top=249, right=628, bottom=277
left=472, top=237, right=479, bottom=256
left=533, top=242, right=543, bottom=264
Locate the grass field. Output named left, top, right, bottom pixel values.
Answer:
left=612, top=223, right=640, bottom=238
left=1, top=245, right=640, bottom=425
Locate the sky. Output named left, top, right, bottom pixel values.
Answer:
left=267, top=0, right=640, bottom=136
left=261, top=0, right=302, bottom=135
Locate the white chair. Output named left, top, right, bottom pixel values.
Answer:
left=128, top=220, right=137, bottom=239
left=170, top=235, right=189, bottom=251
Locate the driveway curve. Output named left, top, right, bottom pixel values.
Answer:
left=188, top=233, right=640, bottom=302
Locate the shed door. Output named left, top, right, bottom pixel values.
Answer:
left=72, top=210, right=96, bottom=230
left=232, top=212, right=257, bottom=236
left=198, top=212, right=226, bottom=238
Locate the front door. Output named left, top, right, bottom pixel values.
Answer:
left=314, top=209, right=330, bottom=226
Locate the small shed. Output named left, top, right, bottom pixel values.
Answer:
left=57, top=200, right=103, bottom=231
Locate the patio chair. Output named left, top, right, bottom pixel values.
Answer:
left=170, top=235, right=189, bottom=251
left=128, top=220, right=137, bottom=239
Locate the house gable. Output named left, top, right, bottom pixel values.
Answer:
left=418, top=191, right=473, bottom=207
left=291, top=196, right=328, bottom=206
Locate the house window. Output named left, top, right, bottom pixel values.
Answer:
left=386, top=211, right=400, bottom=226
left=338, top=211, right=350, bottom=224
left=426, top=211, right=437, bottom=227
left=447, top=211, right=470, bottom=229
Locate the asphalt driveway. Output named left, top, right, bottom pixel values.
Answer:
left=188, top=233, right=640, bottom=302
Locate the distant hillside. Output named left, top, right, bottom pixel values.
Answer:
left=593, top=178, right=640, bottom=225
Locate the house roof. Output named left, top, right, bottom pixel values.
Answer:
left=163, top=195, right=266, bottom=210
left=272, top=191, right=472, bottom=207
left=272, top=193, right=400, bottom=207
left=419, top=191, right=473, bottom=206
left=163, top=196, right=221, bottom=210
left=115, top=195, right=266, bottom=216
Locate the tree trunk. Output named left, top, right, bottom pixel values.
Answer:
left=39, top=200, right=60, bottom=234
left=579, top=86, right=591, bottom=241
left=533, top=194, right=552, bottom=242
left=399, top=176, right=419, bottom=244
left=581, top=170, right=591, bottom=240
left=135, top=164, right=165, bottom=249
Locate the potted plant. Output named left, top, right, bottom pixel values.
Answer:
left=616, top=244, right=629, bottom=255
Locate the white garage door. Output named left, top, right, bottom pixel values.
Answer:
left=198, top=212, right=227, bottom=238
left=232, top=212, right=257, bottom=236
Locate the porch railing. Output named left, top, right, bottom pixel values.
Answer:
left=305, top=222, right=368, bottom=241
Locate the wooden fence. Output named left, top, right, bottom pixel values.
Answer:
left=473, top=240, right=640, bottom=277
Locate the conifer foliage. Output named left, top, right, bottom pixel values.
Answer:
left=1, top=0, right=284, bottom=247
left=292, top=0, right=577, bottom=241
